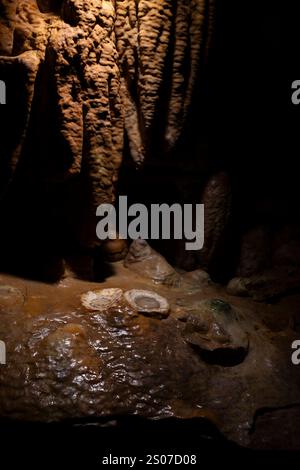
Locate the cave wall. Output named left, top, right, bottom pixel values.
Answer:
left=0, top=0, right=299, bottom=283
left=0, top=0, right=213, bottom=239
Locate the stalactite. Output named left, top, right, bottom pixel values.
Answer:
left=115, top=0, right=174, bottom=164
left=0, top=1, right=47, bottom=189
left=48, top=0, right=124, bottom=246
left=115, top=0, right=215, bottom=160
left=0, top=0, right=19, bottom=55
left=166, top=0, right=214, bottom=149
left=115, top=0, right=144, bottom=165
left=137, top=0, right=173, bottom=129
left=0, top=0, right=215, bottom=246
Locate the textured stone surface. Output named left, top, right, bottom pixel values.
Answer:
left=165, top=0, right=214, bottom=148
left=124, top=288, right=170, bottom=318
left=0, top=0, right=215, bottom=247
left=0, top=262, right=299, bottom=449
left=181, top=299, right=249, bottom=362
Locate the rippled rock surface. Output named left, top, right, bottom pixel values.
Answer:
left=0, top=261, right=300, bottom=450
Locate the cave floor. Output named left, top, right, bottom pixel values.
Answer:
left=0, top=263, right=300, bottom=450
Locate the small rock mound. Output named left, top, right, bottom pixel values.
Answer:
left=124, top=240, right=181, bottom=287
left=181, top=299, right=249, bottom=366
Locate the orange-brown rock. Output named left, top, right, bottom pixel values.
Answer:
left=0, top=268, right=299, bottom=449
left=0, top=1, right=215, bottom=248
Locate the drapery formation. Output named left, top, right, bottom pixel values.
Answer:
left=0, top=0, right=214, bottom=246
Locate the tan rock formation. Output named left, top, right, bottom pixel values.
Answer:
left=0, top=0, right=215, bottom=246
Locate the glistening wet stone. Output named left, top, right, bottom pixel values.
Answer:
left=0, top=268, right=299, bottom=450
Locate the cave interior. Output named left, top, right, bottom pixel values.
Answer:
left=0, top=0, right=300, bottom=457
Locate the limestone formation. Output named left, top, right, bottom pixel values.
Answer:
left=0, top=0, right=215, bottom=247
left=124, top=289, right=170, bottom=317
left=81, top=288, right=124, bottom=311
left=124, top=239, right=181, bottom=287
left=166, top=0, right=215, bottom=148
left=115, top=0, right=215, bottom=160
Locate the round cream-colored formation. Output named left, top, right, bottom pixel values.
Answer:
left=81, top=288, right=123, bottom=311
left=124, top=289, right=169, bottom=316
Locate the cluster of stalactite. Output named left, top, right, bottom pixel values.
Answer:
left=0, top=0, right=214, bottom=247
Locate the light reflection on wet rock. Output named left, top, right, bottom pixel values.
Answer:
left=0, top=276, right=299, bottom=448
left=0, top=285, right=25, bottom=313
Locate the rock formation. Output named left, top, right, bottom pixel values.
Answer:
left=0, top=0, right=215, bottom=247
left=0, top=253, right=299, bottom=449
left=1, top=1, right=300, bottom=454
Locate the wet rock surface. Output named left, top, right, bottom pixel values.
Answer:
left=0, top=261, right=300, bottom=450
left=181, top=299, right=249, bottom=366
left=0, top=0, right=215, bottom=248
left=0, top=285, right=25, bottom=312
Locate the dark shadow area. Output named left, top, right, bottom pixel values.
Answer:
left=0, top=416, right=298, bottom=467
left=195, top=345, right=248, bottom=367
